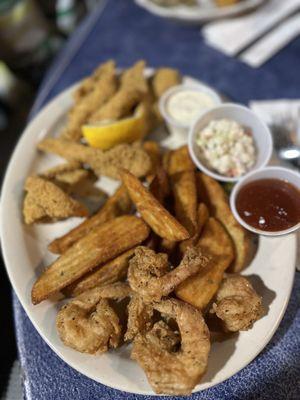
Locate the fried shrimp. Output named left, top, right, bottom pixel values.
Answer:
left=56, top=283, right=131, bottom=354
left=125, top=295, right=154, bottom=341
left=128, top=246, right=210, bottom=302
left=132, top=298, right=210, bottom=395
left=211, top=275, right=263, bottom=332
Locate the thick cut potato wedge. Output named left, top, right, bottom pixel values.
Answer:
left=175, top=217, right=234, bottom=311
left=48, top=185, right=132, bottom=254
left=197, top=173, right=250, bottom=272
left=149, top=167, right=170, bottom=204
left=165, top=146, right=195, bottom=176
left=143, top=141, right=161, bottom=180
left=32, top=215, right=150, bottom=304
left=121, top=169, right=189, bottom=241
left=172, top=170, right=198, bottom=236
left=64, top=248, right=136, bottom=297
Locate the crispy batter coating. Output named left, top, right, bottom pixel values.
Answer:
left=197, top=173, right=251, bottom=272
left=152, top=67, right=181, bottom=98
left=48, top=185, right=132, bottom=254
left=31, top=216, right=150, bottom=304
left=128, top=246, right=210, bottom=302
left=40, top=161, right=90, bottom=188
left=89, top=61, right=148, bottom=123
left=61, top=61, right=118, bottom=140
left=38, top=139, right=152, bottom=180
left=65, top=248, right=136, bottom=297
left=211, top=275, right=263, bottom=332
left=132, top=298, right=210, bottom=395
left=125, top=295, right=154, bottom=341
left=23, top=176, right=88, bottom=224
left=57, top=282, right=132, bottom=354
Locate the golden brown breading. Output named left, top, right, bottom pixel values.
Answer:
left=38, top=139, right=152, bottom=180
left=125, top=294, right=154, bottom=341
left=151, top=67, right=181, bottom=98
left=211, top=275, right=263, bottom=332
left=40, top=161, right=90, bottom=187
left=132, top=298, right=210, bottom=395
left=120, top=60, right=148, bottom=93
left=23, top=176, right=88, bottom=224
left=61, top=60, right=118, bottom=141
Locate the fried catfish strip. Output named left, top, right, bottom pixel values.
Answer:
left=121, top=169, right=189, bottom=241
left=211, top=275, right=263, bottom=332
left=125, top=294, right=154, bottom=341
left=175, top=218, right=234, bottom=311
left=38, top=139, right=152, bottom=180
left=61, top=61, right=118, bottom=140
left=128, top=246, right=210, bottom=302
left=73, top=62, right=109, bottom=101
left=65, top=248, right=136, bottom=297
left=120, top=60, right=148, bottom=93
left=165, top=145, right=195, bottom=176
left=57, top=282, right=132, bottom=353
left=40, top=161, right=91, bottom=189
left=172, top=170, right=198, bottom=236
left=197, top=173, right=250, bottom=272
left=132, top=298, right=210, bottom=395
left=152, top=67, right=181, bottom=98
left=48, top=185, right=131, bottom=254
left=143, top=141, right=161, bottom=180
left=23, top=176, right=88, bottom=224
left=31, top=215, right=150, bottom=304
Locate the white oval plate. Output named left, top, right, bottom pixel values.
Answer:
left=135, top=0, right=266, bottom=24
left=0, top=72, right=296, bottom=395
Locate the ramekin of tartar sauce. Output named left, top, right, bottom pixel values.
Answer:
left=159, top=84, right=221, bottom=130
left=230, top=166, right=300, bottom=236
left=188, top=103, right=273, bottom=183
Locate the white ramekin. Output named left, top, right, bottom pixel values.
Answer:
left=159, top=83, right=222, bottom=131
left=230, top=166, right=300, bottom=236
left=188, top=103, right=273, bottom=183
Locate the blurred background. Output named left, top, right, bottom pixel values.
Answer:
left=0, top=1, right=102, bottom=397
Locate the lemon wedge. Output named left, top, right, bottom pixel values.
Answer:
left=82, top=104, right=148, bottom=150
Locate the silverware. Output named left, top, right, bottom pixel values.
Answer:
left=272, top=107, right=300, bottom=168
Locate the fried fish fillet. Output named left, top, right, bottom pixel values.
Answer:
left=73, top=62, right=109, bottom=101
left=38, top=139, right=152, bottom=180
left=31, top=215, right=150, bottom=304
left=121, top=169, right=189, bottom=241
left=175, top=218, right=235, bottom=311
left=197, top=173, right=250, bottom=272
left=61, top=60, right=118, bottom=141
left=40, top=161, right=90, bottom=187
left=152, top=67, right=181, bottom=98
left=65, top=248, right=136, bottom=297
left=89, top=61, right=148, bottom=123
left=48, top=185, right=132, bottom=254
left=23, top=176, right=88, bottom=224
left=211, top=275, right=263, bottom=331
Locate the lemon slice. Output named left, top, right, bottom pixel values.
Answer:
left=82, top=104, right=148, bottom=150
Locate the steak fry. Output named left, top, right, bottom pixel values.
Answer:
left=121, top=169, right=189, bottom=241
left=31, top=215, right=150, bottom=304
left=175, top=218, right=234, bottom=311
left=65, top=248, right=136, bottom=297
left=197, top=173, right=250, bottom=272
left=48, top=185, right=131, bottom=254
left=164, top=145, right=195, bottom=176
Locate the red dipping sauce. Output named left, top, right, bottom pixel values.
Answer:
left=236, top=178, right=300, bottom=232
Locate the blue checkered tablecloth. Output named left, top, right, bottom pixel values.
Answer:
left=11, top=0, right=300, bottom=398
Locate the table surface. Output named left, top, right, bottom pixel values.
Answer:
left=11, top=0, right=300, bottom=399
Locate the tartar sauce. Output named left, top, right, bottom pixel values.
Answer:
left=166, top=89, right=216, bottom=126
left=196, top=118, right=256, bottom=177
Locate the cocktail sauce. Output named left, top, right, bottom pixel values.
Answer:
left=236, top=178, right=300, bottom=232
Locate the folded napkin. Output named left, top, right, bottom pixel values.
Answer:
left=249, top=99, right=300, bottom=271
left=203, top=0, right=300, bottom=62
